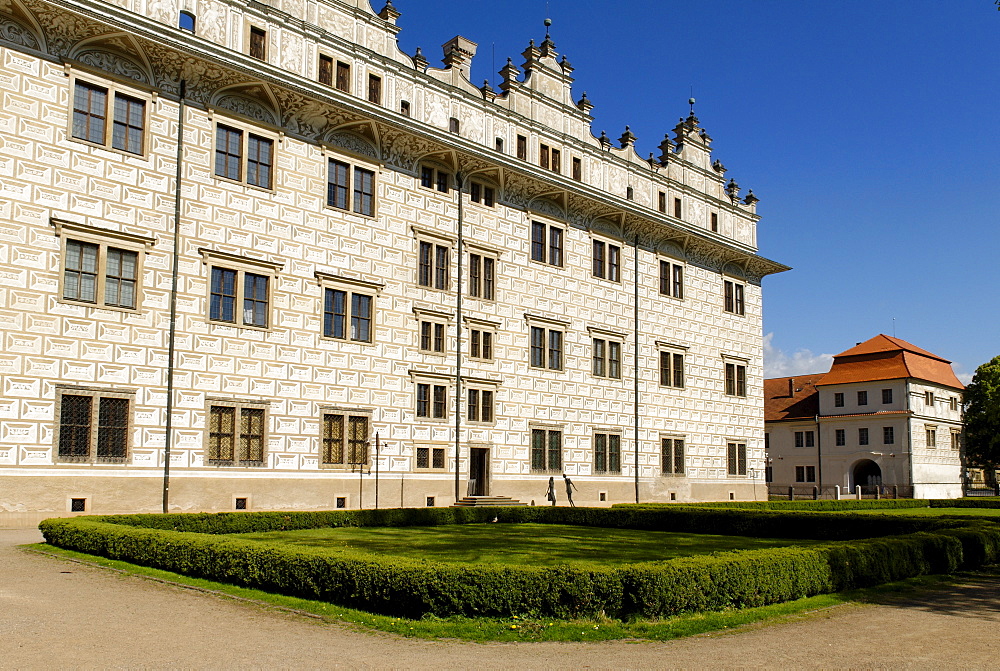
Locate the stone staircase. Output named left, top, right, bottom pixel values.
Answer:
left=452, top=495, right=528, bottom=507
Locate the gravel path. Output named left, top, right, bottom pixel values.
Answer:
left=3, top=528, right=999, bottom=669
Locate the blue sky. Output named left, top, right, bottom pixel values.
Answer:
left=389, top=0, right=1000, bottom=382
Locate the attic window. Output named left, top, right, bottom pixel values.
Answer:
left=178, top=10, right=196, bottom=32
left=249, top=27, right=266, bottom=60
left=495, top=137, right=504, bottom=152
left=400, top=100, right=410, bottom=116
left=449, top=117, right=460, bottom=134
left=626, top=186, right=634, bottom=200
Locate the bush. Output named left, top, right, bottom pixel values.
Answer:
left=38, top=506, right=1000, bottom=620
left=615, top=499, right=929, bottom=512
left=930, top=498, right=1000, bottom=509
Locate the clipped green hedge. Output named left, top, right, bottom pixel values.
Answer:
left=930, top=498, right=1000, bottom=509
left=615, top=499, right=929, bottom=512
left=38, top=506, right=1000, bottom=620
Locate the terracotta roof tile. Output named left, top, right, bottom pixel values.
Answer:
left=816, top=335, right=964, bottom=390
left=764, top=374, right=823, bottom=422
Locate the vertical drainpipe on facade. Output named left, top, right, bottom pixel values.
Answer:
left=815, top=413, right=823, bottom=493
left=454, top=172, right=465, bottom=502
left=633, top=233, right=640, bottom=504
left=906, top=380, right=914, bottom=493
left=162, top=80, right=186, bottom=514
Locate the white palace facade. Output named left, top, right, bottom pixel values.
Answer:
left=0, top=0, right=787, bottom=524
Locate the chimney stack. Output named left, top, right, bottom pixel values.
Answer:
left=788, top=378, right=795, bottom=396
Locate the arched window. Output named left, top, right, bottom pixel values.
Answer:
left=178, top=11, right=196, bottom=32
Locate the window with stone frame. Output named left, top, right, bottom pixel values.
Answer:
left=467, top=322, right=496, bottom=361
left=723, top=279, right=745, bottom=315
left=71, top=77, right=148, bottom=155
left=416, top=236, right=451, bottom=290
left=926, top=426, right=937, bottom=448
left=661, top=437, right=685, bottom=475
left=466, top=385, right=496, bottom=424
left=318, top=54, right=334, bottom=85
left=592, top=239, right=621, bottom=281
left=201, top=250, right=281, bottom=330
left=659, top=260, right=684, bottom=299
left=530, top=426, right=562, bottom=472
left=419, top=164, right=451, bottom=193
left=414, top=377, right=449, bottom=420
left=516, top=134, right=527, bottom=160
left=468, top=180, right=496, bottom=207
left=726, top=441, right=747, bottom=476
left=530, top=221, right=564, bottom=267
left=795, top=465, right=816, bottom=483
left=367, top=73, right=382, bottom=104
left=415, top=443, right=447, bottom=470
left=529, top=323, right=565, bottom=371
left=335, top=60, right=351, bottom=92
left=207, top=400, right=268, bottom=467
left=326, top=157, right=376, bottom=217
left=317, top=273, right=381, bottom=344
left=321, top=411, right=370, bottom=467
left=55, top=387, right=134, bottom=464
left=794, top=431, right=815, bottom=448
left=591, top=336, right=622, bottom=379
left=467, top=250, right=497, bottom=300
left=659, top=348, right=685, bottom=388
left=248, top=26, right=266, bottom=60
left=214, top=122, right=275, bottom=189
left=724, top=361, right=747, bottom=397
left=593, top=431, right=622, bottom=474
left=54, top=219, right=154, bottom=312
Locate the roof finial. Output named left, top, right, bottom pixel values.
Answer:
left=689, top=97, right=696, bottom=116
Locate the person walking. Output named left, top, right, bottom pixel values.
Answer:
left=563, top=473, right=577, bottom=507
left=545, top=476, right=557, bottom=506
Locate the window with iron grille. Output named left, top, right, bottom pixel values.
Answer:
left=530, top=325, right=563, bottom=371
left=208, top=402, right=267, bottom=467
left=56, top=390, right=133, bottom=464
left=468, top=252, right=496, bottom=300
left=531, top=427, right=562, bottom=472
left=593, top=432, right=621, bottom=474
left=72, top=79, right=147, bottom=155
left=321, top=412, right=369, bottom=467
left=326, top=159, right=375, bottom=216
left=659, top=260, right=683, bottom=298
left=249, top=27, right=266, bottom=60
left=592, top=240, right=621, bottom=281
left=725, top=362, right=747, bottom=397
left=659, top=351, right=685, bottom=388
left=415, top=445, right=447, bottom=470
left=726, top=442, right=747, bottom=476
left=417, top=240, right=450, bottom=290
left=591, top=338, right=622, bottom=379
left=214, top=124, right=274, bottom=188
left=530, top=221, right=563, bottom=266
left=661, top=437, right=685, bottom=475
left=467, top=387, right=495, bottom=423
left=723, top=280, right=745, bottom=315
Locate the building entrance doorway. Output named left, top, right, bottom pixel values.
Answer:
left=852, top=459, right=882, bottom=488
left=468, top=448, right=490, bottom=497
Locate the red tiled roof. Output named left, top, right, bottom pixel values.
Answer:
left=764, top=374, right=823, bottom=422
left=817, top=410, right=912, bottom=420
left=816, top=335, right=964, bottom=390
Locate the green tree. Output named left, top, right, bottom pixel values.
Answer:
left=964, top=355, right=1000, bottom=484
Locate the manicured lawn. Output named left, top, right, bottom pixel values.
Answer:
left=232, top=523, right=821, bottom=567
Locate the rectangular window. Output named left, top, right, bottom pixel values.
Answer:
left=335, top=61, right=351, bottom=92
left=883, top=426, right=894, bottom=445
left=469, top=181, right=495, bottom=207
left=795, top=466, right=816, bottom=483
left=550, top=148, right=561, bottom=173
left=591, top=338, right=621, bottom=379
left=516, top=134, right=527, bottom=160
left=419, top=320, right=446, bottom=353
left=835, top=428, right=845, bottom=446
left=724, top=280, right=745, bottom=315
left=592, top=241, right=620, bottom=281
left=449, top=117, right=460, bottom=133
left=925, top=391, right=935, bottom=407
left=467, top=388, right=495, bottom=423
left=673, top=197, right=682, bottom=218
left=495, top=137, right=504, bottom=152
left=249, top=27, right=266, bottom=60
left=530, top=221, right=564, bottom=267
left=327, top=160, right=349, bottom=210
left=659, top=260, right=683, bottom=298
left=858, top=427, right=869, bottom=446
left=539, top=143, right=550, bottom=169
left=858, top=390, right=868, bottom=406
left=659, top=351, right=684, bottom=388
left=469, top=327, right=494, bottom=360
left=367, top=74, right=382, bottom=104
left=530, top=326, right=563, bottom=371
left=951, top=431, right=961, bottom=451
left=725, top=362, right=747, bottom=397
left=795, top=431, right=814, bottom=448
left=834, top=392, right=845, bottom=407
left=572, top=157, right=582, bottom=181
left=400, top=100, right=411, bottom=116
left=209, top=267, right=270, bottom=328
left=208, top=403, right=266, bottom=466
left=416, top=445, right=447, bottom=470
left=57, top=391, right=131, bottom=463
left=593, top=432, right=622, bottom=474
left=531, top=428, right=562, bottom=472
left=62, top=239, right=139, bottom=309
left=661, top=437, right=685, bottom=475
left=467, top=253, right=496, bottom=300
left=926, top=427, right=937, bottom=448
left=353, top=167, right=375, bottom=216
left=416, top=383, right=447, bottom=419
left=727, top=442, right=747, bottom=476
left=318, top=54, right=334, bottom=86
left=111, top=93, right=145, bottom=155
left=658, top=191, right=667, bottom=213
left=417, top=240, right=450, bottom=290
left=73, top=81, right=108, bottom=145
left=949, top=397, right=958, bottom=411
left=215, top=124, right=274, bottom=188
left=882, top=388, right=893, bottom=404
left=321, top=412, right=369, bottom=466
left=711, top=212, right=718, bottom=232
left=323, top=289, right=373, bottom=342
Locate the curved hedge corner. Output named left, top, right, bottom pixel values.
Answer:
left=38, top=506, right=1000, bottom=620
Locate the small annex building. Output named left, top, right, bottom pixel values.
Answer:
left=764, top=335, right=964, bottom=499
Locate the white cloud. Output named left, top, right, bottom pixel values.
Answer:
left=763, top=332, right=834, bottom=378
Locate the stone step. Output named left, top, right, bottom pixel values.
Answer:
left=452, top=495, right=528, bottom=507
